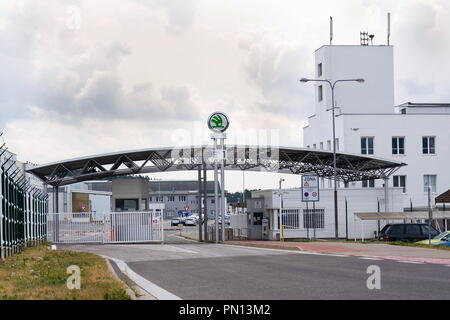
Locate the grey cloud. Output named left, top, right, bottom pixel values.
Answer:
left=240, top=34, right=315, bottom=120
left=134, top=0, right=196, bottom=34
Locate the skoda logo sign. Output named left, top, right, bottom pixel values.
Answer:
left=207, top=112, right=230, bottom=133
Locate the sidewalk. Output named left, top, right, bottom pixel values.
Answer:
left=226, top=240, right=450, bottom=265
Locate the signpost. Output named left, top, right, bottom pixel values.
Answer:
left=302, top=174, right=320, bottom=240
left=208, top=112, right=229, bottom=243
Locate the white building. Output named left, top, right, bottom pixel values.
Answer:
left=246, top=188, right=403, bottom=241
left=303, top=44, right=450, bottom=208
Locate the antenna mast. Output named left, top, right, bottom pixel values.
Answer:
left=387, top=12, right=391, bottom=45
left=330, top=16, right=333, bottom=45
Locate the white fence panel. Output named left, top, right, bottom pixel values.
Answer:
left=47, top=212, right=163, bottom=244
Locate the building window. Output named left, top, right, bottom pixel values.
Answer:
left=424, top=175, right=437, bottom=193
left=392, top=137, right=405, bottom=155
left=167, top=196, right=175, bottom=202
left=318, top=63, right=323, bottom=77
left=327, top=140, right=331, bottom=151
left=313, top=144, right=317, bottom=149
left=362, top=179, right=375, bottom=188
left=422, top=137, right=435, bottom=154
left=307, top=145, right=310, bottom=149
left=318, top=85, right=323, bottom=102
left=320, top=142, right=324, bottom=150
left=335, top=138, right=340, bottom=151
left=303, top=209, right=325, bottom=229
left=393, top=175, right=406, bottom=193
left=361, top=137, right=374, bottom=155
left=179, top=196, right=186, bottom=202
left=149, top=196, right=153, bottom=202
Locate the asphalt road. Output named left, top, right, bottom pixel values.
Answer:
left=61, top=241, right=450, bottom=300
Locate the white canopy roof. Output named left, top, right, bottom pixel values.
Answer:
left=355, top=211, right=450, bottom=221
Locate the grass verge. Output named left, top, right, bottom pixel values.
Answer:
left=0, top=244, right=129, bottom=300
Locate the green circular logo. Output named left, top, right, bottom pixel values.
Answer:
left=207, top=112, right=229, bottom=133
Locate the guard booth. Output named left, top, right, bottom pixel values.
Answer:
left=246, top=198, right=269, bottom=240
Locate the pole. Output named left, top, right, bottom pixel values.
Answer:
left=242, top=171, right=245, bottom=210
left=345, top=197, right=348, bottom=241
left=384, top=177, right=389, bottom=213
left=279, top=179, right=283, bottom=242
left=428, top=186, right=432, bottom=245
left=220, top=138, right=226, bottom=242
left=203, top=165, right=208, bottom=241
left=313, top=201, right=316, bottom=240
left=197, top=166, right=203, bottom=242
left=331, top=84, right=339, bottom=240
left=213, top=138, right=219, bottom=244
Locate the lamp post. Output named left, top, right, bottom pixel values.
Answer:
left=300, top=77, right=364, bottom=239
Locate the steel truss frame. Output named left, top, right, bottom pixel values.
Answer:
left=28, top=145, right=406, bottom=187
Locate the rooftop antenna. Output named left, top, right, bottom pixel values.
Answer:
left=387, top=12, right=391, bottom=45
left=330, top=16, right=333, bottom=45
left=360, top=31, right=369, bottom=46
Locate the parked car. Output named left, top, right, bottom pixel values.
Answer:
left=184, top=218, right=196, bottom=226
left=378, top=224, right=393, bottom=240
left=438, top=241, right=450, bottom=247
left=382, top=223, right=440, bottom=243
left=171, top=218, right=183, bottom=226
left=416, top=231, right=450, bottom=245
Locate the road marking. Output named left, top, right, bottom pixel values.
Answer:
left=168, top=234, right=199, bottom=243
left=101, top=255, right=182, bottom=300
left=359, top=257, right=382, bottom=261
left=398, top=261, right=425, bottom=265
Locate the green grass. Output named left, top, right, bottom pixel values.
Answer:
left=0, top=244, right=130, bottom=300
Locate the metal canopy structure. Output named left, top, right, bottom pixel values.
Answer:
left=27, top=145, right=406, bottom=187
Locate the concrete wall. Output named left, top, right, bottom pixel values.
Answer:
left=112, top=179, right=149, bottom=211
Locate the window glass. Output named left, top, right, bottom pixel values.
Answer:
left=388, top=225, right=404, bottom=234
left=405, top=225, right=421, bottom=235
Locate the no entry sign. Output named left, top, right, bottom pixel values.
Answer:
left=302, top=174, right=319, bottom=202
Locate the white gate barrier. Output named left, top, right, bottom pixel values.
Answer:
left=47, top=212, right=164, bottom=244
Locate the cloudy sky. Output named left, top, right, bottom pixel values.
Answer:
left=1, top=0, right=449, bottom=191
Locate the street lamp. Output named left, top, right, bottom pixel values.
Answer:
left=300, top=77, right=364, bottom=240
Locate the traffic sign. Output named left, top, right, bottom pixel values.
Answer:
left=207, top=112, right=230, bottom=133
left=302, top=174, right=319, bottom=202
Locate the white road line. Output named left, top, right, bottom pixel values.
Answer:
left=359, top=257, right=382, bottom=261
left=101, top=255, right=181, bottom=300
left=222, top=244, right=350, bottom=258
left=398, top=261, right=425, bottom=265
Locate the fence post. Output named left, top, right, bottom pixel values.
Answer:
left=0, top=165, right=4, bottom=259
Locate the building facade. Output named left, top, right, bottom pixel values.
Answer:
left=303, top=44, right=450, bottom=208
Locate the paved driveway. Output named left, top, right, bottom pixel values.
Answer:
left=59, top=242, right=450, bottom=300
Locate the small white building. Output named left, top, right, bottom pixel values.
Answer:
left=303, top=44, right=450, bottom=209
left=247, top=187, right=404, bottom=241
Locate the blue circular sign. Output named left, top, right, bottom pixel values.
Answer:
left=304, top=192, right=309, bottom=197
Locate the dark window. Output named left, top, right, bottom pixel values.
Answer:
left=318, top=85, right=323, bottom=102
left=115, top=199, right=138, bottom=211
left=405, top=224, right=421, bottom=235
left=318, top=63, right=323, bottom=77
left=392, top=137, right=405, bottom=155
left=362, top=179, right=375, bottom=188
left=387, top=225, right=404, bottom=234
left=361, top=137, right=374, bottom=155
left=393, top=175, right=406, bottom=193
left=422, top=137, right=435, bottom=154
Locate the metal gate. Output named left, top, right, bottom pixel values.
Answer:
left=47, top=212, right=163, bottom=244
